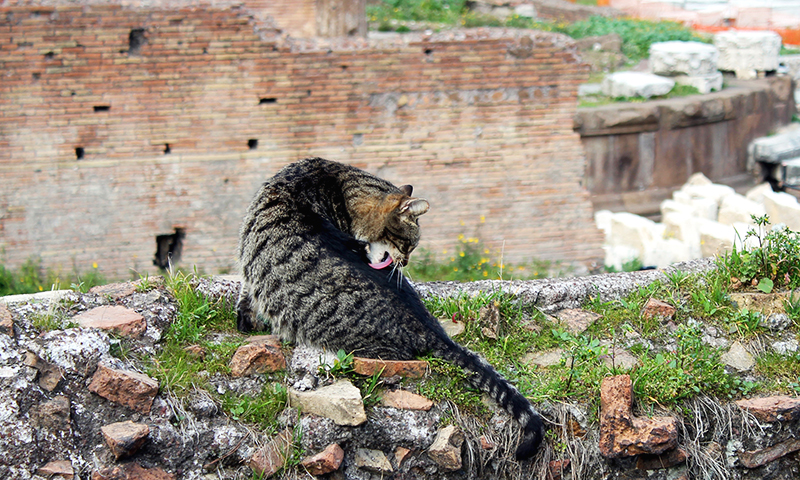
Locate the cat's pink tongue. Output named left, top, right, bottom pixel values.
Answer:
left=369, top=255, right=393, bottom=269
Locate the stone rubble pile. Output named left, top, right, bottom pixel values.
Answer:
left=589, top=30, right=784, bottom=101
left=596, top=173, right=800, bottom=270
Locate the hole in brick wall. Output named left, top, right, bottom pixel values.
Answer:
left=247, top=139, right=258, bottom=150
left=32, top=72, right=41, bottom=80
left=307, top=90, right=312, bottom=96
left=424, top=48, right=433, bottom=55
left=128, top=28, right=147, bottom=56
left=340, top=65, right=348, bottom=71
left=259, top=97, right=277, bottom=104
left=164, top=143, right=171, bottom=154
left=75, top=147, right=84, bottom=160
left=153, top=228, right=185, bottom=270
left=353, top=133, right=363, bottom=147
left=44, top=51, right=54, bottom=60
left=203, top=47, right=208, bottom=54
left=93, top=105, right=110, bottom=112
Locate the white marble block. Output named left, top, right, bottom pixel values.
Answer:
left=714, top=30, right=782, bottom=80
left=650, top=41, right=720, bottom=77
left=601, top=72, right=675, bottom=99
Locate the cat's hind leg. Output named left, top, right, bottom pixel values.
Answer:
left=236, top=282, right=259, bottom=332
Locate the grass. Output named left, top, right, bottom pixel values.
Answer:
left=0, top=257, right=105, bottom=296
left=405, top=235, right=567, bottom=282
left=368, top=1, right=706, bottom=64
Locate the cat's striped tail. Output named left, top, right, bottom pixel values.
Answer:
left=431, top=333, right=544, bottom=460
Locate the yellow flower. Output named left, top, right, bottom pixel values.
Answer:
left=459, top=251, right=465, bottom=257
left=484, top=249, right=490, bottom=254
left=483, top=271, right=488, bottom=277
left=443, top=249, right=448, bottom=254
left=451, top=257, right=455, bottom=262
left=458, top=233, right=465, bottom=241
left=38, top=285, right=43, bottom=291
left=453, top=267, right=459, bottom=272
left=480, top=215, right=485, bottom=223
left=92, top=262, right=98, bottom=269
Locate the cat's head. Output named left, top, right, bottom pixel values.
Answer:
left=353, top=185, right=430, bottom=269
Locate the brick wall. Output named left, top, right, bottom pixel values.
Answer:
left=0, top=4, right=604, bottom=280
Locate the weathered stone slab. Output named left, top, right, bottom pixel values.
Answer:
left=288, top=380, right=366, bottom=426
left=699, top=221, right=736, bottom=257
left=88, top=364, right=159, bottom=414
left=92, top=462, right=175, bottom=480
left=715, top=30, right=781, bottom=79
left=101, top=421, right=150, bottom=459
left=650, top=41, right=719, bottom=77
left=229, top=343, right=286, bottom=377
left=522, top=349, right=565, bottom=368
left=750, top=128, right=800, bottom=165
left=428, top=425, right=464, bottom=471
left=37, top=460, right=73, bottom=479
left=300, top=443, right=344, bottom=476
left=641, top=298, right=676, bottom=322
left=555, top=309, right=600, bottom=334
left=674, top=72, right=723, bottom=94
left=636, top=447, right=688, bottom=470
left=601, top=72, right=675, bottom=99
left=89, top=282, right=137, bottom=300
left=718, top=193, right=766, bottom=226
left=381, top=389, right=433, bottom=411
left=737, top=395, right=800, bottom=422
left=73, top=306, right=146, bottom=338
left=730, top=292, right=798, bottom=315
left=739, top=438, right=800, bottom=468
left=438, top=317, right=465, bottom=337
left=721, top=342, right=755, bottom=372
left=599, top=375, right=678, bottom=458
left=762, top=190, right=800, bottom=231
left=352, top=357, right=427, bottom=378
left=354, top=448, right=393, bottom=474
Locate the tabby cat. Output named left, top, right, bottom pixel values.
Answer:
left=236, top=157, right=544, bottom=460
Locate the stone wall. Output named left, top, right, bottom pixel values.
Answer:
left=575, top=77, right=796, bottom=214
left=0, top=3, right=604, bottom=279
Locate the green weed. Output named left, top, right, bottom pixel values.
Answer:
left=222, top=383, right=288, bottom=434
left=0, top=257, right=105, bottom=296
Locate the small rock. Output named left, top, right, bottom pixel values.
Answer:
left=599, top=375, right=678, bottom=458
left=640, top=298, right=676, bottom=322
left=25, top=351, right=63, bottom=391
left=249, top=428, right=293, bottom=478
left=773, top=340, right=799, bottom=355
left=381, top=389, right=433, bottom=411
left=479, top=302, right=501, bottom=339
left=721, top=342, right=755, bottom=372
left=548, top=459, right=571, bottom=480
left=0, top=303, right=14, bottom=336
left=479, top=435, right=496, bottom=450
left=739, top=438, right=800, bottom=468
left=438, top=317, right=465, bottom=337
left=352, top=357, right=427, bottom=378
left=37, top=460, right=73, bottom=479
left=288, top=380, right=367, bottom=426
left=395, top=446, right=412, bottom=466
left=73, top=306, right=146, bottom=338
left=730, top=292, right=791, bottom=315
left=246, top=334, right=282, bottom=347
left=354, top=448, right=393, bottom=474
left=555, top=309, right=601, bottom=334
left=31, top=395, right=71, bottom=430
left=599, top=345, right=639, bottom=370
left=522, top=349, right=565, bottom=368
left=636, top=447, right=688, bottom=469
left=89, top=282, right=138, bottom=300
left=101, top=420, right=150, bottom=459
left=88, top=363, right=159, bottom=414
left=92, top=462, right=175, bottom=480
left=300, top=443, right=344, bottom=476
left=183, top=344, right=206, bottom=359
left=229, top=343, right=286, bottom=377
left=765, top=313, right=791, bottom=331
left=428, top=425, right=464, bottom=471
left=736, top=395, right=800, bottom=422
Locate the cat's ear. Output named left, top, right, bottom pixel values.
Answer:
left=399, top=185, right=413, bottom=196
left=400, top=198, right=429, bottom=217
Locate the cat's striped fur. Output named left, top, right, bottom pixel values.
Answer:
left=236, top=158, right=544, bottom=459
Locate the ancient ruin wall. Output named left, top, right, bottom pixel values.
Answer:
left=0, top=4, right=604, bottom=279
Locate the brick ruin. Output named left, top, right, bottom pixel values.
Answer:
left=0, top=1, right=604, bottom=280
